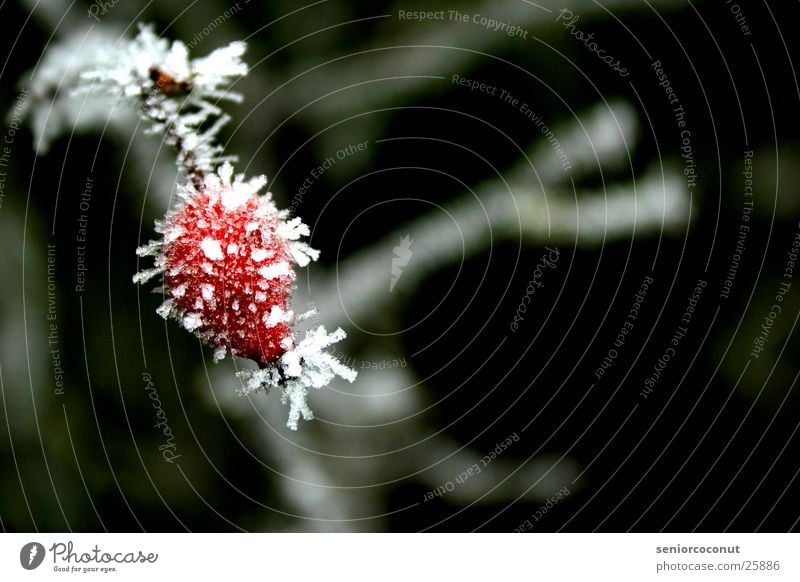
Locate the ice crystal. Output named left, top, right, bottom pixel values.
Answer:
left=237, top=326, right=358, bottom=430
left=77, top=24, right=249, bottom=181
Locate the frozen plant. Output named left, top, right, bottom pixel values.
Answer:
left=77, top=24, right=247, bottom=188
left=32, top=24, right=356, bottom=429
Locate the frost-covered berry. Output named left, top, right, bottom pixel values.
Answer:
left=135, top=163, right=318, bottom=365
left=65, top=22, right=357, bottom=430
left=135, top=164, right=355, bottom=429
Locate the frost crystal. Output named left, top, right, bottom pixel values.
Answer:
left=200, top=238, right=224, bottom=261
left=237, top=326, right=357, bottom=430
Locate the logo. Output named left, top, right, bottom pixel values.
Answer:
left=390, top=234, right=414, bottom=292
left=20, top=542, right=45, bottom=570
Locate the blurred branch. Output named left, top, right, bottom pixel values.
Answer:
left=313, top=166, right=688, bottom=325
left=18, top=0, right=78, bottom=32
left=280, top=0, right=692, bottom=127
left=310, top=100, right=689, bottom=326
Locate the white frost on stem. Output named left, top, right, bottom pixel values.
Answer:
left=15, top=28, right=124, bottom=153
left=75, top=24, right=248, bottom=182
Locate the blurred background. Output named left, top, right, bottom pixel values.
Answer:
left=1, top=0, right=800, bottom=532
